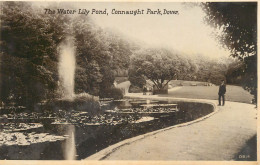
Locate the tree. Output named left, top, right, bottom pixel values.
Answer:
left=73, top=15, right=135, bottom=96
left=130, top=48, right=190, bottom=92
left=74, top=67, right=90, bottom=94
left=0, top=2, right=68, bottom=110
left=73, top=16, right=111, bottom=96
left=128, top=67, right=146, bottom=88
left=202, top=2, right=257, bottom=104
left=225, top=60, right=245, bottom=85
left=193, top=56, right=230, bottom=84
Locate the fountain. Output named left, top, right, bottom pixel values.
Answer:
left=57, top=38, right=77, bottom=160
left=58, top=37, right=76, bottom=100
left=56, top=37, right=100, bottom=113
left=56, top=37, right=102, bottom=160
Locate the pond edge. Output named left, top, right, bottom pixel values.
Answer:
left=85, top=97, right=218, bottom=160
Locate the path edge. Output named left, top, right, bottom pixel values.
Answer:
left=85, top=97, right=218, bottom=160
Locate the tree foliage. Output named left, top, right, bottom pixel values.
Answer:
left=129, top=49, right=195, bottom=91
left=0, top=2, right=134, bottom=109
left=193, top=55, right=230, bottom=84
left=72, top=15, right=134, bottom=96
left=129, top=47, right=232, bottom=91
left=0, top=2, right=67, bottom=109
left=202, top=2, right=257, bottom=103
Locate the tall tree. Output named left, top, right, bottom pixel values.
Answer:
left=0, top=2, right=67, bottom=109
left=202, top=2, right=257, bottom=104
left=73, top=15, right=134, bottom=96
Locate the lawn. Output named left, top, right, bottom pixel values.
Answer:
left=160, top=85, right=253, bottom=104
left=117, top=80, right=254, bottom=104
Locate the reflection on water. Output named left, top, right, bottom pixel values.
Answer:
left=0, top=99, right=214, bottom=160
left=64, top=125, right=76, bottom=160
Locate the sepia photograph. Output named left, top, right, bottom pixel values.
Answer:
left=0, top=1, right=258, bottom=163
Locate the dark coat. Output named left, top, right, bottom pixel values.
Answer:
left=218, top=85, right=226, bottom=95
left=143, top=87, right=147, bottom=92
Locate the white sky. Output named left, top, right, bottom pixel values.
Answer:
left=34, top=2, right=231, bottom=59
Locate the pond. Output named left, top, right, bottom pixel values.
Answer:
left=0, top=99, right=214, bottom=160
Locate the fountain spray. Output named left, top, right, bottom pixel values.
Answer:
left=58, top=37, right=76, bottom=100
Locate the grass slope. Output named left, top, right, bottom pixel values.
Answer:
left=161, top=85, right=253, bottom=104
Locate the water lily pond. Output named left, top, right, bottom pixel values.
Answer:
left=0, top=99, right=214, bottom=160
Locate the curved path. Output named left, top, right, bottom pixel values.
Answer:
left=86, top=94, right=257, bottom=160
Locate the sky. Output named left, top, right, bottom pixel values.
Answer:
left=34, top=2, right=231, bottom=60
left=89, top=3, right=230, bottom=59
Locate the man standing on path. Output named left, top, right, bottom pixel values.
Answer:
left=143, top=86, right=147, bottom=95
left=218, top=80, right=226, bottom=106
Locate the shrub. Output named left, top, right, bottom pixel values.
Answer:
left=73, top=93, right=101, bottom=115
left=44, top=93, right=101, bottom=115
left=100, top=87, right=123, bottom=100
left=128, top=85, right=143, bottom=93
